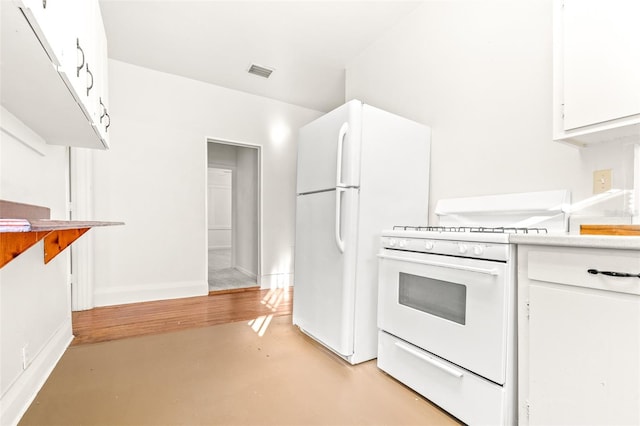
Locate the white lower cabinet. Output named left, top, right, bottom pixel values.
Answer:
left=518, top=245, right=640, bottom=425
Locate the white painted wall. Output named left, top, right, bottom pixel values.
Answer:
left=235, top=147, right=258, bottom=278
left=208, top=142, right=237, bottom=168
left=207, top=168, right=232, bottom=249
left=345, top=0, right=626, bottom=222
left=0, top=109, right=73, bottom=426
left=91, top=60, right=321, bottom=305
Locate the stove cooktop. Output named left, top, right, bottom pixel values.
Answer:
left=392, top=225, right=549, bottom=234
left=382, top=190, right=570, bottom=258
left=383, top=226, right=550, bottom=244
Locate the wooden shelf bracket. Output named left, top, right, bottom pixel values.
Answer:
left=0, top=228, right=93, bottom=268
left=44, top=228, right=90, bottom=264
left=1, top=231, right=51, bottom=268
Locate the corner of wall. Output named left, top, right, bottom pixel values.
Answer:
left=260, top=273, right=292, bottom=290
left=0, top=318, right=73, bottom=426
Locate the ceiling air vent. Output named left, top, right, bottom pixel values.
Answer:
left=248, top=64, right=274, bottom=79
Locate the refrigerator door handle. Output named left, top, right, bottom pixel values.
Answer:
left=335, top=187, right=346, bottom=253
left=336, top=122, right=349, bottom=188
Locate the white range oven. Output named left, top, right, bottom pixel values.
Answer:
left=376, top=191, right=571, bottom=425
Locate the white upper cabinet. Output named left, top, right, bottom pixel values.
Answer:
left=18, top=0, right=67, bottom=66
left=93, top=3, right=111, bottom=147
left=0, top=0, right=109, bottom=149
left=57, top=0, right=94, bottom=120
left=553, top=0, right=640, bottom=146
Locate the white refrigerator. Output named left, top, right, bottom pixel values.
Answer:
left=293, top=99, right=431, bottom=364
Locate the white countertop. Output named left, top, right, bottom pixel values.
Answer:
left=509, top=233, right=640, bottom=250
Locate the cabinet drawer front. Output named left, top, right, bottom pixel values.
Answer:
left=527, top=247, right=640, bottom=296
left=377, top=331, right=508, bottom=426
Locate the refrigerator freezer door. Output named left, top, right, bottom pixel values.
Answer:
left=296, top=100, right=362, bottom=194
left=293, top=188, right=359, bottom=357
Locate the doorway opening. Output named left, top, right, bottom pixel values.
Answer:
left=207, top=140, right=261, bottom=292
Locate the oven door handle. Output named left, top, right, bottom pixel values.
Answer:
left=395, top=341, right=463, bottom=379
left=377, top=254, right=500, bottom=276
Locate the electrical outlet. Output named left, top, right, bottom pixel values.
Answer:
left=593, top=169, right=612, bottom=194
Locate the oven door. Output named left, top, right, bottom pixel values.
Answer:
left=378, top=249, right=511, bottom=384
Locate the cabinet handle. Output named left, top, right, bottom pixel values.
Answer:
left=587, top=269, right=640, bottom=278
left=99, top=98, right=106, bottom=123
left=105, top=112, right=110, bottom=132
left=76, top=39, right=85, bottom=77
left=86, top=64, right=94, bottom=97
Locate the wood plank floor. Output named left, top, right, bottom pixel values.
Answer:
left=71, top=287, right=292, bottom=345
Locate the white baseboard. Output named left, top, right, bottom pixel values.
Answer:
left=94, top=280, right=208, bottom=307
left=234, top=265, right=257, bottom=280
left=0, top=318, right=73, bottom=426
left=260, top=273, right=293, bottom=290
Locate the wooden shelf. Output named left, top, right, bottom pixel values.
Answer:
left=1, top=220, right=123, bottom=268
left=0, top=200, right=123, bottom=268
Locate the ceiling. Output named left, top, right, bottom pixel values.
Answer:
left=99, top=1, right=425, bottom=112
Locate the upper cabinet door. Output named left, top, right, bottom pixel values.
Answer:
left=563, top=0, right=640, bottom=130
left=57, top=0, right=94, bottom=119
left=2, top=0, right=110, bottom=149
left=92, top=3, right=110, bottom=148
left=553, top=0, right=640, bottom=146
left=18, top=0, right=67, bottom=66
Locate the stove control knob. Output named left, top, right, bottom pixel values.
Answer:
left=424, top=241, right=434, bottom=250
left=458, top=244, right=468, bottom=254
left=473, top=245, right=484, bottom=256
left=399, top=239, right=407, bottom=248
left=389, top=238, right=397, bottom=247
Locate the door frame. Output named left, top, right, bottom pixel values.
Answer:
left=68, top=146, right=95, bottom=311
left=206, top=138, right=262, bottom=287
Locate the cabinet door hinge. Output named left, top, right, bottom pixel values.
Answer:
left=526, top=400, right=531, bottom=420
left=561, top=103, right=565, bottom=119
left=526, top=300, right=530, bottom=320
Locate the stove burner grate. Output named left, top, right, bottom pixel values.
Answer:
left=392, top=225, right=548, bottom=234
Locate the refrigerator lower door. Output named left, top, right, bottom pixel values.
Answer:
left=293, top=187, right=359, bottom=358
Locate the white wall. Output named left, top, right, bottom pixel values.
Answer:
left=208, top=142, right=237, bottom=168
left=207, top=168, right=232, bottom=249
left=235, top=147, right=258, bottom=278
left=0, top=109, right=73, bottom=425
left=345, top=0, right=611, bottom=223
left=91, top=60, right=322, bottom=305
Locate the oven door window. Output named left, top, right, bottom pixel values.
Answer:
left=398, top=272, right=466, bottom=325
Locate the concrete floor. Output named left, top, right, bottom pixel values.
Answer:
left=19, top=315, right=461, bottom=426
